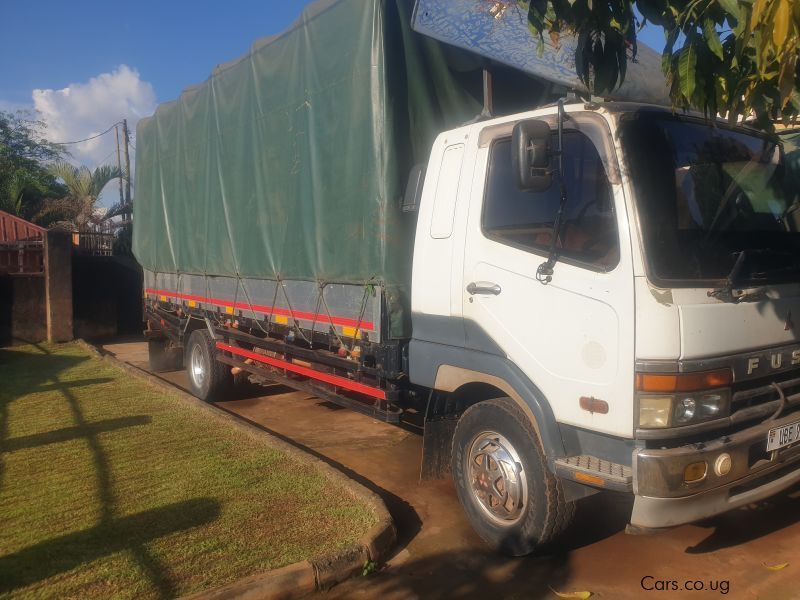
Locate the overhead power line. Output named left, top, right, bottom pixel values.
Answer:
left=52, top=121, right=123, bottom=145
left=93, top=146, right=120, bottom=170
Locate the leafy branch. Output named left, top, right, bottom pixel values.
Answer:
left=520, top=0, right=800, bottom=129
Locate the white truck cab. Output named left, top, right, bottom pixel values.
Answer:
left=408, top=101, right=800, bottom=553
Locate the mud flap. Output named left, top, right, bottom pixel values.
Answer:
left=421, top=413, right=460, bottom=480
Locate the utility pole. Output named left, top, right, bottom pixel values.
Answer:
left=122, top=118, right=132, bottom=210
left=115, top=124, right=126, bottom=221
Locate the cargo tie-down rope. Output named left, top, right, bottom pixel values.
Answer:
left=234, top=274, right=376, bottom=357
left=150, top=269, right=377, bottom=359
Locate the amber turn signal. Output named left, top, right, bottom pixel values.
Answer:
left=636, top=368, right=732, bottom=393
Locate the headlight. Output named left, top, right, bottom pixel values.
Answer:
left=636, top=369, right=732, bottom=429
left=673, top=397, right=696, bottom=424
left=638, top=390, right=730, bottom=429
left=639, top=396, right=673, bottom=428
left=696, top=393, right=724, bottom=417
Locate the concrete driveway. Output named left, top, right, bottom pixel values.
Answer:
left=101, top=338, right=800, bottom=599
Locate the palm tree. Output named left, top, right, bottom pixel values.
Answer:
left=0, top=171, right=47, bottom=216
left=44, top=162, right=122, bottom=229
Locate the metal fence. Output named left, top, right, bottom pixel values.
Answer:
left=72, top=232, right=115, bottom=257
left=0, top=229, right=125, bottom=275
left=0, top=240, right=44, bottom=275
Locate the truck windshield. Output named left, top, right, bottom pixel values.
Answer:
left=620, top=113, right=800, bottom=286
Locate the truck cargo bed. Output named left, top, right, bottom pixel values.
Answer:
left=144, top=269, right=384, bottom=343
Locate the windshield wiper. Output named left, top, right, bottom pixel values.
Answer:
left=708, top=251, right=748, bottom=302
left=707, top=249, right=771, bottom=303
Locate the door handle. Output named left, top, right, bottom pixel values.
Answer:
left=466, top=281, right=502, bottom=296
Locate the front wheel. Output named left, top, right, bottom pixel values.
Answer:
left=185, top=330, right=232, bottom=401
left=451, top=398, right=575, bottom=556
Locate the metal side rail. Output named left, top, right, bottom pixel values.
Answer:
left=216, top=346, right=402, bottom=424
left=145, top=306, right=183, bottom=345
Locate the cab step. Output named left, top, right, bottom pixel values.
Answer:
left=554, top=455, right=633, bottom=492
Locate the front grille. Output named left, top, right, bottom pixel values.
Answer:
left=731, top=370, right=800, bottom=425
left=730, top=459, right=800, bottom=497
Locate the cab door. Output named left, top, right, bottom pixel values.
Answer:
left=461, top=114, right=635, bottom=437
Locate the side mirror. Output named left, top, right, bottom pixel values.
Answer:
left=512, top=119, right=552, bottom=192
left=402, top=164, right=426, bottom=213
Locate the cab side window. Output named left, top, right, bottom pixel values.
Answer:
left=482, top=132, right=619, bottom=269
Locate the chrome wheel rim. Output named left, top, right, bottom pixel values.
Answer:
left=189, top=344, right=206, bottom=389
left=466, top=431, right=527, bottom=526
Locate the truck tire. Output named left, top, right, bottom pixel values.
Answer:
left=148, top=338, right=183, bottom=372
left=451, top=397, right=575, bottom=556
left=185, top=330, right=232, bottom=401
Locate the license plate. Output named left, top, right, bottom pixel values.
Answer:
left=766, top=420, right=800, bottom=452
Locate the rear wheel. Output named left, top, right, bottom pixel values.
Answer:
left=452, top=397, right=575, bottom=556
left=148, top=338, right=182, bottom=372
left=185, top=330, right=232, bottom=401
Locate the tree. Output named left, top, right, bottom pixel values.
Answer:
left=1, top=171, right=48, bottom=217
left=523, top=0, right=800, bottom=129
left=44, top=162, right=122, bottom=229
left=0, top=110, right=66, bottom=218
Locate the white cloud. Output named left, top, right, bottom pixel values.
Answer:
left=32, top=65, right=157, bottom=205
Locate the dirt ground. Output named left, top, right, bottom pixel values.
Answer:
left=102, top=338, right=800, bottom=600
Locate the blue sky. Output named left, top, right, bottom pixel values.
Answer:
left=0, top=0, right=309, bottom=107
left=0, top=0, right=666, bottom=204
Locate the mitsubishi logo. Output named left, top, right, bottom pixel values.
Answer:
left=786, top=311, right=794, bottom=332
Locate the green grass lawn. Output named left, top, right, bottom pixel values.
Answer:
left=0, top=343, right=377, bottom=599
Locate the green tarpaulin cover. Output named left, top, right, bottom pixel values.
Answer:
left=132, top=0, right=491, bottom=337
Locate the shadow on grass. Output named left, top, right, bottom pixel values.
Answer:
left=0, top=497, right=221, bottom=594
left=0, top=346, right=92, bottom=493
left=0, top=346, right=90, bottom=375
left=0, top=343, right=222, bottom=598
left=33, top=377, right=115, bottom=393
left=2, top=415, right=151, bottom=453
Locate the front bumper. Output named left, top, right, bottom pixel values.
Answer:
left=630, top=411, right=800, bottom=529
